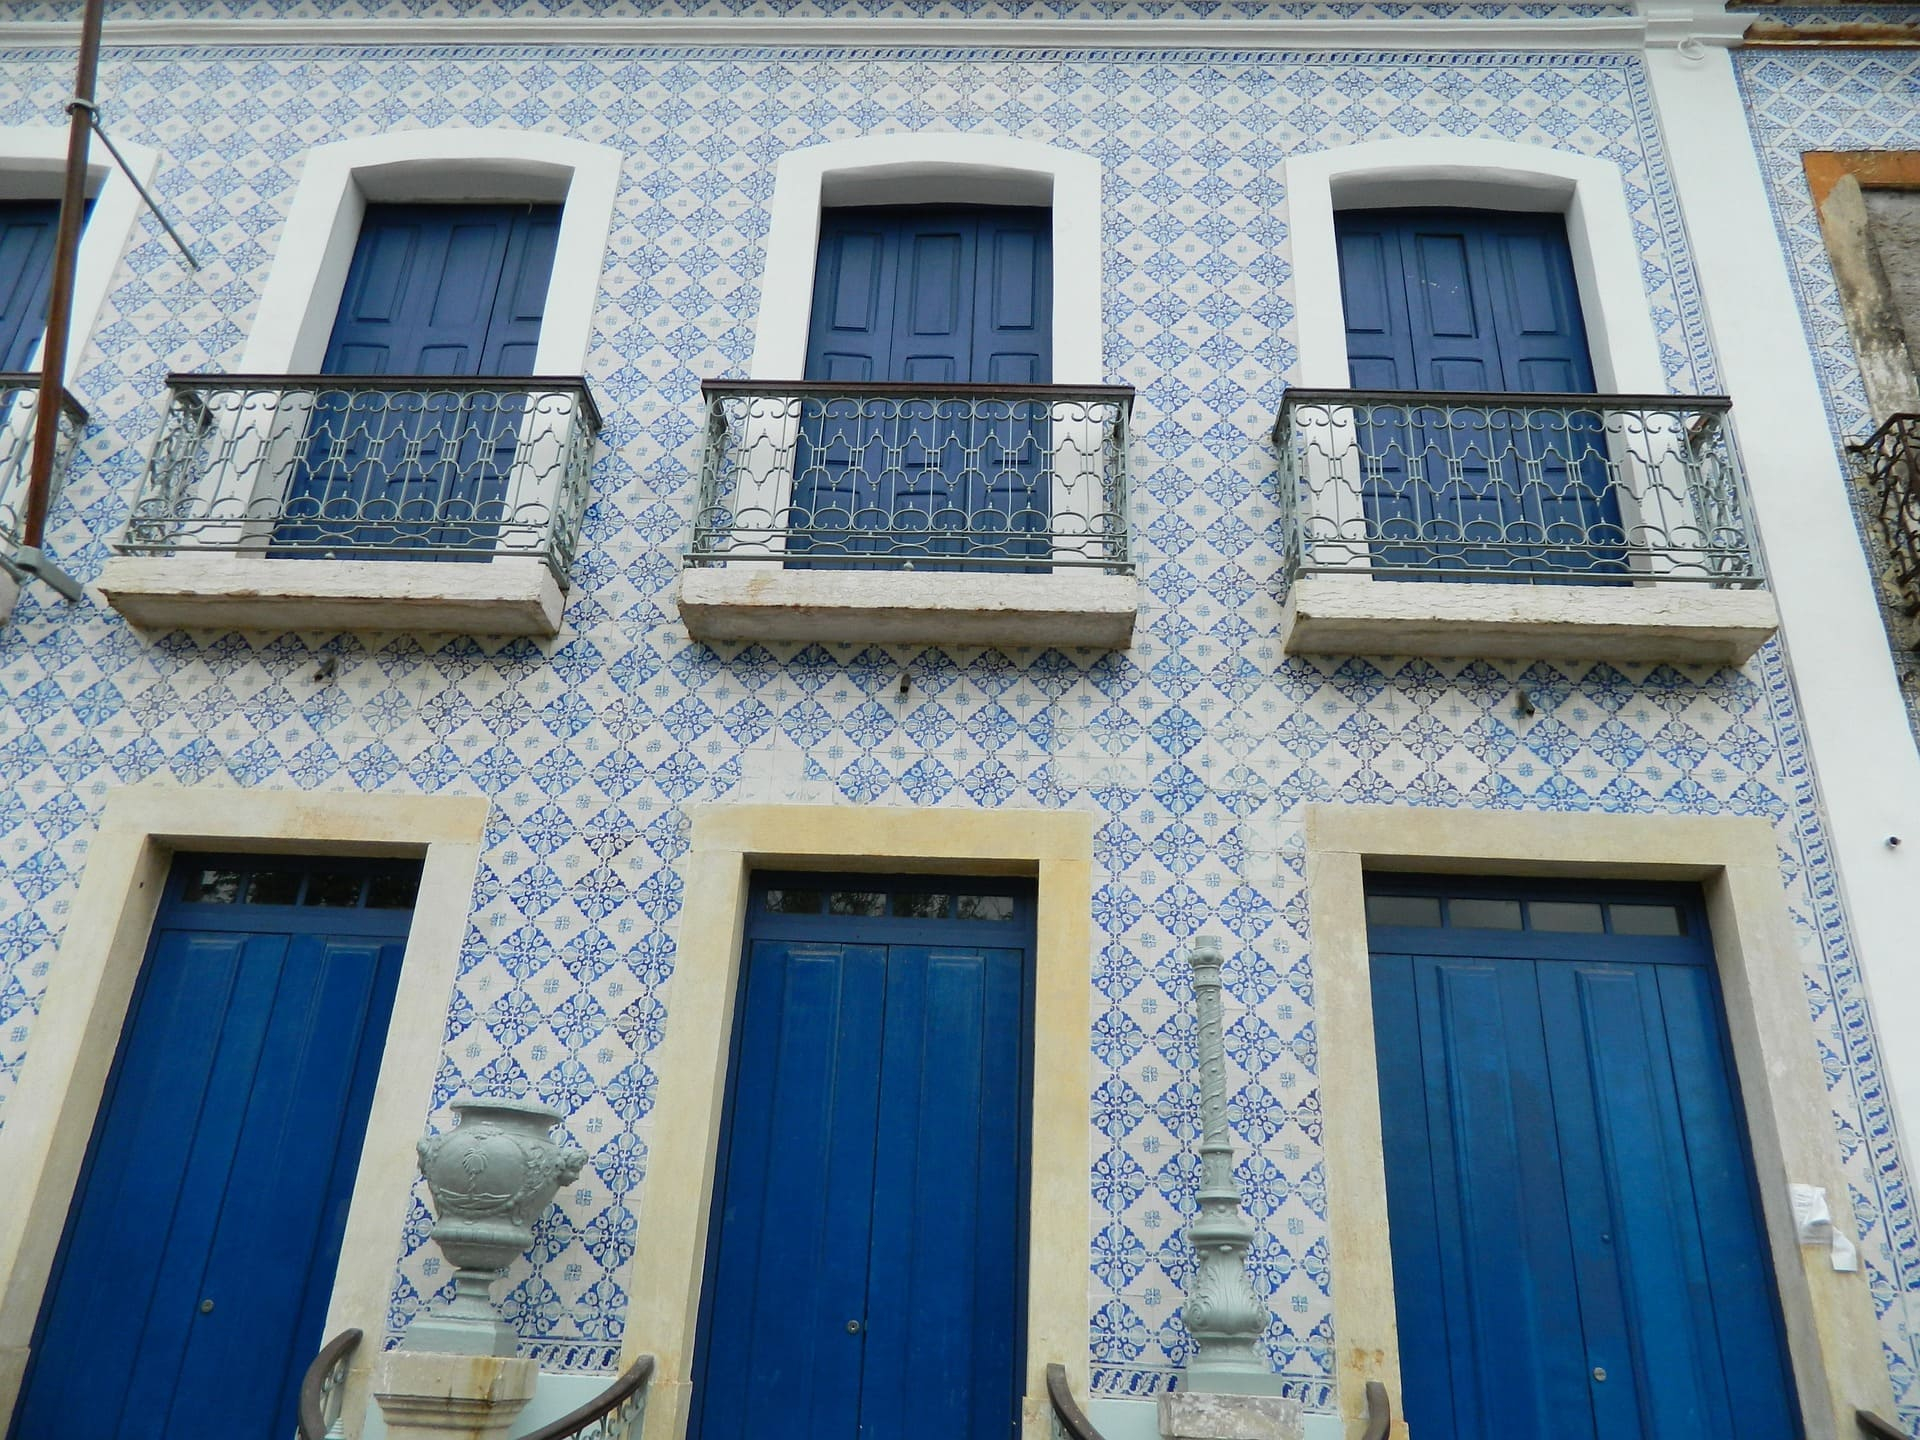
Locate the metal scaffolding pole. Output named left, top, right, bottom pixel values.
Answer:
left=17, top=0, right=106, bottom=603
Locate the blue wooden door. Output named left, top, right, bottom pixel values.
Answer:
left=11, top=856, right=417, bottom=1440
left=281, top=202, right=560, bottom=558
left=795, top=205, right=1051, bottom=569
left=693, top=877, right=1033, bottom=1440
left=1335, top=209, right=1624, bottom=581
left=1366, top=880, right=1799, bottom=1440
left=0, top=201, right=60, bottom=372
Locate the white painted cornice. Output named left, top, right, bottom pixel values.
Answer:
left=0, top=12, right=1665, bottom=54
left=1637, top=0, right=1750, bottom=48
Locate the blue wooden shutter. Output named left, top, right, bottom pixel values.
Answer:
left=796, top=206, right=1051, bottom=568
left=15, top=860, right=412, bottom=1440
left=0, top=201, right=61, bottom=372
left=285, top=203, right=560, bottom=556
left=321, top=203, right=559, bottom=378
left=1367, top=884, right=1801, bottom=1440
left=696, top=941, right=889, bottom=1440
left=1335, top=208, right=1621, bottom=580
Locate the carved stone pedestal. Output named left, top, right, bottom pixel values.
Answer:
left=372, top=1351, right=539, bottom=1440
left=1158, top=1390, right=1304, bottom=1440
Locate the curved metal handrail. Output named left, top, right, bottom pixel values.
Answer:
left=519, top=1354, right=657, bottom=1440
left=1859, top=1409, right=1914, bottom=1440
left=1361, top=1380, right=1392, bottom=1440
left=1044, top=1362, right=1107, bottom=1440
left=296, top=1328, right=362, bottom=1440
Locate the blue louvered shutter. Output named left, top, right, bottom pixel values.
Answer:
left=1336, top=208, right=1621, bottom=581
left=795, top=205, right=1051, bottom=569
left=0, top=201, right=61, bottom=371
left=283, top=203, right=560, bottom=558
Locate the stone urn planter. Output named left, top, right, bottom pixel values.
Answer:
left=406, top=1096, right=587, bottom=1356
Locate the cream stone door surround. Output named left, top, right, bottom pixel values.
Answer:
left=621, top=802, right=1095, bottom=1440
left=1304, top=804, right=1891, bottom=1440
left=0, top=784, right=489, bottom=1439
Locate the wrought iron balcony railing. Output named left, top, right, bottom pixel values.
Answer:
left=0, top=375, right=88, bottom=548
left=688, top=381, right=1136, bottom=574
left=1849, top=413, right=1920, bottom=627
left=117, top=374, right=602, bottom=580
left=1274, top=389, right=1761, bottom=586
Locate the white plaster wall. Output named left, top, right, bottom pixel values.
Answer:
left=1646, top=30, right=1920, bottom=1177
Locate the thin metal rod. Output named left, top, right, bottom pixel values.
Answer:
left=86, top=109, right=200, bottom=270
left=24, top=0, right=106, bottom=553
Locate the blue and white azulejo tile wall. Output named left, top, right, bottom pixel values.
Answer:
left=0, top=17, right=1911, bottom=1413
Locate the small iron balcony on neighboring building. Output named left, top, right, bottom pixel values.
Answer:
left=98, top=373, right=601, bottom=637
left=677, top=380, right=1141, bottom=648
left=1849, top=412, right=1920, bottom=650
left=0, top=375, right=88, bottom=547
left=1272, top=388, right=1778, bottom=665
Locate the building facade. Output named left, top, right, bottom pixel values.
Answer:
left=0, top=3, right=1915, bottom=1438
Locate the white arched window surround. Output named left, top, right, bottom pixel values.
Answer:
left=1284, top=136, right=1666, bottom=394
left=1283, top=138, right=1686, bottom=584
left=205, top=130, right=622, bottom=568
left=0, top=123, right=159, bottom=384
left=244, top=128, right=622, bottom=376
left=751, top=133, right=1104, bottom=385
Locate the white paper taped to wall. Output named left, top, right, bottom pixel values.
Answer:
left=1789, top=1183, right=1860, bottom=1272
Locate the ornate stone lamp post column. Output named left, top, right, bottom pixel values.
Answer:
left=1159, top=936, right=1302, bottom=1440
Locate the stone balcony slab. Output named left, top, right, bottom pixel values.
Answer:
left=97, top=555, right=565, bottom=636
left=1280, top=574, right=1779, bottom=665
left=677, top=566, right=1139, bottom=649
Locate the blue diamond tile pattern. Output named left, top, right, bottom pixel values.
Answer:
left=0, top=28, right=1909, bottom=1416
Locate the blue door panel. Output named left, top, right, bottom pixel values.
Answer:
left=1651, top=967, right=1799, bottom=1440
left=696, top=880, right=1032, bottom=1440
left=1368, top=880, right=1800, bottom=1440
left=489, top=212, right=561, bottom=378
left=904, top=227, right=968, bottom=346
left=1404, top=955, right=1595, bottom=1439
left=0, top=201, right=60, bottom=372
left=1538, top=963, right=1678, bottom=1440
left=860, top=946, right=1025, bottom=1440
left=795, top=205, right=1051, bottom=570
left=1366, top=956, right=1458, bottom=1436
left=1335, top=208, right=1622, bottom=582
left=696, top=941, right=887, bottom=1440
left=114, top=935, right=293, bottom=1432
left=13, top=859, right=413, bottom=1440
left=281, top=202, right=559, bottom=559
left=163, top=933, right=406, bottom=1435
left=14, top=931, right=254, bottom=1439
